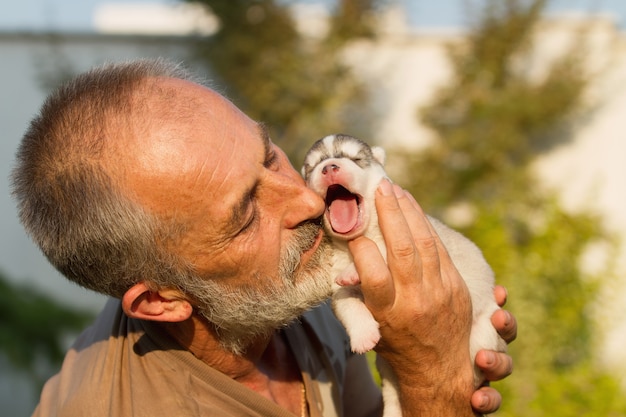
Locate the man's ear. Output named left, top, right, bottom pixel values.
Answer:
left=122, top=282, right=193, bottom=322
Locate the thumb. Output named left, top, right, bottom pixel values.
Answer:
left=348, top=236, right=394, bottom=315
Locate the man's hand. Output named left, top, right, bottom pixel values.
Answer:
left=471, top=285, right=516, bottom=414
left=349, top=180, right=516, bottom=416
left=349, top=180, right=476, bottom=416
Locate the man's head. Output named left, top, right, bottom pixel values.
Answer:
left=12, top=59, right=332, bottom=353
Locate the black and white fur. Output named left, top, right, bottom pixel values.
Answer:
left=302, top=134, right=506, bottom=416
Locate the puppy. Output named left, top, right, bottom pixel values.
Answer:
left=302, top=134, right=506, bottom=416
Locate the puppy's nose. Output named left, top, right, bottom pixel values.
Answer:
left=322, top=164, right=340, bottom=175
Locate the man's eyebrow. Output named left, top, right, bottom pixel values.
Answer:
left=257, top=122, right=276, bottom=167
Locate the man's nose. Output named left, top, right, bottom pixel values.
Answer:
left=280, top=174, right=325, bottom=228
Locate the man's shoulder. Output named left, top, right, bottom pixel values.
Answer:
left=32, top=298, right=200, bottom=416
left=31, top=299, right=127, bottom=416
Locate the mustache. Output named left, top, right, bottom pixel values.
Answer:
left=280, top=217, right=324, bottom=279
left=295, top=217, right=323, bottom=250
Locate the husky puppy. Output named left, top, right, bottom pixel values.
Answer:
left=302, top=134, right=506, bottom=416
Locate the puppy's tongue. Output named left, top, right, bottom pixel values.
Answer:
left=328, top=196, right=358, bottom=234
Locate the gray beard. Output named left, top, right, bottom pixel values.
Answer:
left=187, top=221, right=332, bottom=355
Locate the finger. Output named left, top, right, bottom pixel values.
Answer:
left=475, top=350, right=513, bottom=381
left=470, top=386, right=502, bottom=414
left=401, top=190, right=457, bottom=279
left=402, top=190, right=440, bottom=239
left=374, top=180, right=427, bottom=287
left=384, top=183, right=448, bottom=287
left=491, top=309, right=517, bottom=343
left=494, top=285, right=508, bottom=307
left=390, top=185, right=446, bottom=288
left=392, top=185, right=429, bottom=239
left=348, top=236, right=395, bottom=313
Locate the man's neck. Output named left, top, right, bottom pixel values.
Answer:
left=161, top=313, right=306, bottom=415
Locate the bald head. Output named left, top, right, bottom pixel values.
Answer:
left=11, top=59, right=204, bottom=297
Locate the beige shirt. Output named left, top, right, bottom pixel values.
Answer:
left=32, top=298, right=379, bottom=417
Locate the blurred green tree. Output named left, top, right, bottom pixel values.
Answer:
left=0, top=272, right=94, bottom=388
left=181, top=0, right=382, bottom=162
left=391, top=0, right=626, bottom=415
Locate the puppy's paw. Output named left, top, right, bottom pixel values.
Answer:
left=350, top=329, right=380, bottom=353
left=348, top=318, right=381, bottom=353
left=335, top=263, right=361, bottom=286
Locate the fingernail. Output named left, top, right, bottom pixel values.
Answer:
left=378, top=179, right=393, bottom=196
left=392, top=183, right=404, bottom=199
left=482, top=350, right=495, bottom=366
left=503, top=311, right=511, bottom=326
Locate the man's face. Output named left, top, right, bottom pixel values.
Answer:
left=118, top=77, right=332, bottom=352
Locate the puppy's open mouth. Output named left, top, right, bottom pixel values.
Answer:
left=325, top=184, right=361, bottom=234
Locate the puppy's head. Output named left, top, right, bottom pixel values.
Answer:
left=302, top=134, right=387, bottom=240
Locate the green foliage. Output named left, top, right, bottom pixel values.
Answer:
left=0, top=272, right=94, bottom=385
left=413, top=0, right=586, bottom=209
left=327, top=0, right=379, bottom=41
left=389, top=0, right=625, bottom=414
left=181, top=0, right=379, bottom=162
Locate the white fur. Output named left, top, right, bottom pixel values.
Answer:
left=303, top=135, right=506, bottom=417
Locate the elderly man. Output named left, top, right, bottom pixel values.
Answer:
left=13, top=59, right=515, bottom=417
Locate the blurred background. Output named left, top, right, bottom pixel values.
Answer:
left=1, top=0, right=625, bottom=415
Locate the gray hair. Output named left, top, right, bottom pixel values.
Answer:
left=11, top=59, right=201, bottom=298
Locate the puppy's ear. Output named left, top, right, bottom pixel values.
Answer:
left=372, top=146, right=386, bottom=166
left=122, top=282, right=193, bottom=322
